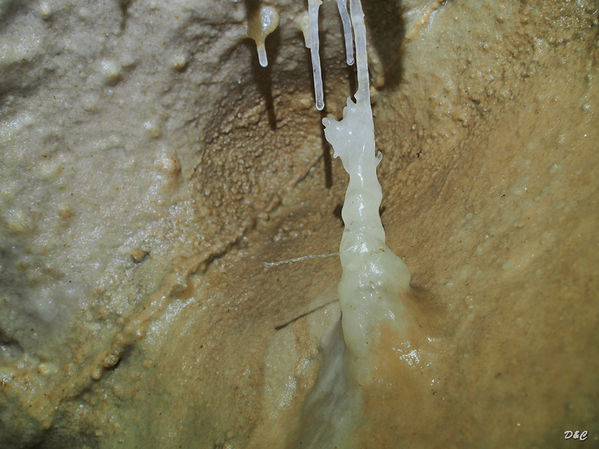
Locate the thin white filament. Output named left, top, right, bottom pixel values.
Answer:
left=263, top=253, right=339, bottom=268
left=335, top=0, right=355, bottom=66
left=349, top=0, right=369, bottom=104
left=308, top=0, right=324, bottom=110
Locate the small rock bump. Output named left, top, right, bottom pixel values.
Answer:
left=91, top=366, right=103, bottom=381
left=171, top=53, right=188, bottom=71
left=39, top=1, right=52, bottom=19
left=83, top=93, right=100, bottom=112
left=37, top=362, right=57, bottom=376
left=58, top=207, right=73, bottom=219
left=131, top=248, right=148, bottom=263
left=154, top=153, right=181, bottom=174
left=143, top=119, right=162, bottom=139
left=38, top=158, right=63, bottom=181
left=120, top=53, right=137, bottom=69
left=4, top=208, right=32, bottom=233
left=103, top=352, right=120, bottom=368
left=100, top=59, right=122, bottom=85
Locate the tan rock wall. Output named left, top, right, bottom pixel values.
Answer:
left=0, top=0, right=597, bottom=447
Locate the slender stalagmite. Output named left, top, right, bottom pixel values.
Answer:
left=320, top=0, right=412, bottom=373
left=295, top=1, right=418, bottom=446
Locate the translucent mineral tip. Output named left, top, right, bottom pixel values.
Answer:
left=257, top=44, right=268, bottom=68
left=336, top=0, right=355, bottom=66
left=248, top=5, right=280, bottom=68
left=308, top=0, right=324, bottom=110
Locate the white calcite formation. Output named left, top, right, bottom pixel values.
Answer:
left=247, top=4, right=280, bottom=67
left=291, top=2, right=417, bottom=447
left=312, top=0, right=413, bottom=372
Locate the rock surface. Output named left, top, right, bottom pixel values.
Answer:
left=0, top=0, right=597, bottom=447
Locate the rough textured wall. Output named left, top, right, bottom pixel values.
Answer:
left=0, top=0, right=597, bottom=448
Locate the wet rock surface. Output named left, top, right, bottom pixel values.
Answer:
left=0, top=0, right=597, bottom=447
